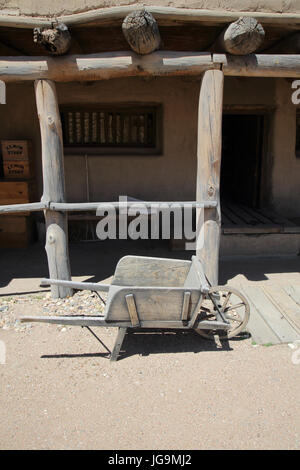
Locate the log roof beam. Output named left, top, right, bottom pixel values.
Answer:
left=1, top=6, right=300, bottom=29
left=1, top=52, right=300, bottom=82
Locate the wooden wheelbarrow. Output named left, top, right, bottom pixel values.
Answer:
left=21, top=255, right=250, bottom=361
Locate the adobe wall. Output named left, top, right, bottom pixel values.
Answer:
left=0, top=0, right=299, bottom=17
left=270, top=79, right=300, bottom=217
left=0, top=75, right=299, bottom=217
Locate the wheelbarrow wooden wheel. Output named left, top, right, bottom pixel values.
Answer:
left=196, top=285, right=250, bottom=340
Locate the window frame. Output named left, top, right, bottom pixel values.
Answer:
left=296, top=110, right=300, bottom=158
left=60, top=103, right=163, bottom=156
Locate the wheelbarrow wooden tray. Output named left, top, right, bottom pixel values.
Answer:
left=21, top=255, right=232, bottom=361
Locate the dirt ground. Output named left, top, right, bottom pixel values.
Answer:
left=0, top=307, right=299, bottom=450
left=0, top=243, right=300, bottom=450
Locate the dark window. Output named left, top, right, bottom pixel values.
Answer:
left=296, top=113, right=300, bottom=157
left=61, top=105, right=161, bottom=155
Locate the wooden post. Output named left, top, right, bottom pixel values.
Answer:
left=35, top=79, right=72, bottom=298
left=196, top=69, right=224, bottom=286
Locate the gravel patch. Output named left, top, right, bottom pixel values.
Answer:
left=0, top=290, right=106, bottom=331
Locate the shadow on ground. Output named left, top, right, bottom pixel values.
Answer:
left=40, top=329, right=251, bottom=362
left=1, top=239, right=299, bottom=294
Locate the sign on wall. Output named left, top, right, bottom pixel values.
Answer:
left=0, top=80, right=5, bottom=104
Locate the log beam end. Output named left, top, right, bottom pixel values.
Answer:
left=34, top=22, right=72, bottom=56
left=122, top=9, right=162, bottom=55
left=218, top=16, right=265, bottom=55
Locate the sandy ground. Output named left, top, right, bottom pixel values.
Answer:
left=0, top=243, right=300, bottom=450
left=0, top=307, right=299, bottom=450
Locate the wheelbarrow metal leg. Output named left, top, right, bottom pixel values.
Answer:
left=110, top=327, right=127, bottom=362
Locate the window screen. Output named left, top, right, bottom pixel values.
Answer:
left=61, top=105, right=160, bottom=154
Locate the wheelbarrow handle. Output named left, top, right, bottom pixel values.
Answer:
left=40, top=278, right=111, bottom=292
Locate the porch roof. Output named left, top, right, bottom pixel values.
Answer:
left=0, top=5, right=300, bottom=56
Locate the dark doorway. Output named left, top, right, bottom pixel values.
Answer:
left=221, top=114, right=264, bottom=208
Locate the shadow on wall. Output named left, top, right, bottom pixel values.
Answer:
left=0, top=239, right=191, bottom=291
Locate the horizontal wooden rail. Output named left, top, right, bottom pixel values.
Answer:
left=214, top=53, right=300, bottom=77
left=0, top=202, right=48, bottom=214
left=50, top=201, right=218, bottom=211
left=0, top=51, right=215, bottom=82
left=2, top=6, right=300, bottom=29
left=1, top=52, right=300, bottom=81
left=0, top=200, right=217, bottom=214
left=40, top=278, right=111, bottom=292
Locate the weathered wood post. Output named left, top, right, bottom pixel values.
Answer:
left=35, top=79, right=72, bottom=298
left=196, top=69, right=224, bottom=286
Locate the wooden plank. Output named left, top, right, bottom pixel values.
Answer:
left=222, top=226, right=282, bottom=234
left=106, top=286, right=202, bottom=322
left=0, top=181, right=32, bottom=205
left=1, top=140, right=31, bottom=160
left=112, top=255, right=191, bottom=288
left=240, top=287, right=282, bottom=345
left=228, top=203, right=263, bottom=225
left=244, top=285, right=300, bottom=343
left=181, top=291, right=191, bottom=322
left=262, top=285, right=300, bottom=334
left=260, top=208, right=300, bottom=233
left=227, top=203, right=282, bottom=232
left=196, top=69, right=224, bottom=286
left=283, top=284, right=300, bottom=310
left=20, top=315, right=229, bottom=330
left=0, top=215, right=27, bottom=234
left=125, top=294, right=140, bottom=327
left=240, top=205, right=279, bottom=225
left=221, top=203, right=243, bottom=225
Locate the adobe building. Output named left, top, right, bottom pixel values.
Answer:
left=0, top=1, right=300, bottom=297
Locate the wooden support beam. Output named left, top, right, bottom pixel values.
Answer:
left=122, top=10, right=161, bottom=55
left=212, top=17, right=265, bottom=55
left=0, top=51, right=215, bottom=82
left=33, top=23, right=72, bottom=56
left=35, top=79, right=72, bottom=299
left=2, top=7, right=300, bottom=28
left=213, top=53, right=300, bottom=77
left=2, top=52, right=300, bottom=81
left=196, top=69, right=224, bottom=286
